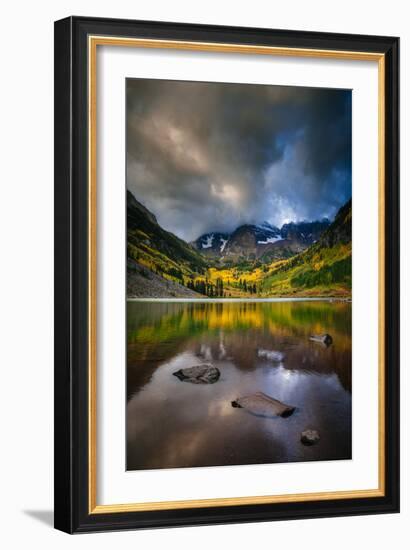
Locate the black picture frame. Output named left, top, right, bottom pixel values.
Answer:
left=54, top=15, right=400, bottom=533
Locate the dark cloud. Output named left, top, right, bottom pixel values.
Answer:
left=126, top=79, right=351, bottom=242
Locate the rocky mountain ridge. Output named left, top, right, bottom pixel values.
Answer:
left=192, top=218, right=330, bottom=263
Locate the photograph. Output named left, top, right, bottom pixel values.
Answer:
left=52, top=13, right=399, bottom=534
left=126, top=79, right=352, bottom=470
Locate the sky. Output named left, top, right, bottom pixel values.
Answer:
left=126, top=79, right=351, bottom=242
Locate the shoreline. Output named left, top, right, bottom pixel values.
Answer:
left=127, top=296, right=352, bottom=303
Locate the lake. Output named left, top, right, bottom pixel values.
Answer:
left=127, top=300, right=351, bottom=470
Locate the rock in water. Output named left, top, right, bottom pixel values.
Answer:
left=309, top=333, right=333, bottom=346
left=173, top=364, right=220, bottom=384
left=231, top=392, right=295, bottom=418
left=300, top=429, right=320, bottom=446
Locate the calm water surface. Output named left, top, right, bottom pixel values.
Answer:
left=127, top=300, right=351, bottom=470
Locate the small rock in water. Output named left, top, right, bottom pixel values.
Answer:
left=173, top=364, right=220, bottom=384
left=309, top=333, right=333, bottom=347
left=231, top=392, right=295, bottom=418
left=300, top=429, right=320, bottom=446
left=257, top=349, right=285, bottom=362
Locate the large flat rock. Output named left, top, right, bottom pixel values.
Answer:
left=232, top=391, right=295, bottom=418
left=173, top=364, right=221, bottom=384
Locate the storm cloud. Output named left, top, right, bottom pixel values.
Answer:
left=126, top=79, right=351, bottom=242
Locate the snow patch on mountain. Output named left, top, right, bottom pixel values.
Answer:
left=257, top=236, right=284, bottom=245
left=202, top=234, right=214, bottom=249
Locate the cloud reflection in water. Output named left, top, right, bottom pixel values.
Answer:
left=127, top=300, right=351, bottom=470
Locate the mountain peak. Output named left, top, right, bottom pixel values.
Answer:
left=192, top=232, right=230, bottom=255
left=259, top=221, right=279, bottom=231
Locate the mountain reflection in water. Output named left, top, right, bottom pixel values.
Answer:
left=127, top=300, right=351, bottom=470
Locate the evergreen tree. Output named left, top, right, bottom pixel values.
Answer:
left=215, top=277, right=224, bottom=297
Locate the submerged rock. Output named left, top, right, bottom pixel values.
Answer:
left=257, top=349, right=284, bottom=362
left=231, top=392, right=295, bottom=418
left=309, top=333, right=333, bottom=347
left=173, top=364, right=220, bottom=384
left=301, top=429, right=320, bottom=446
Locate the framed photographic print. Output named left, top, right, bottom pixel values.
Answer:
left=54, top=16, right=399, bottom=533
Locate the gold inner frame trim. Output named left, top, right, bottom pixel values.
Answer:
left=88, top=35, right=386, bottom=514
